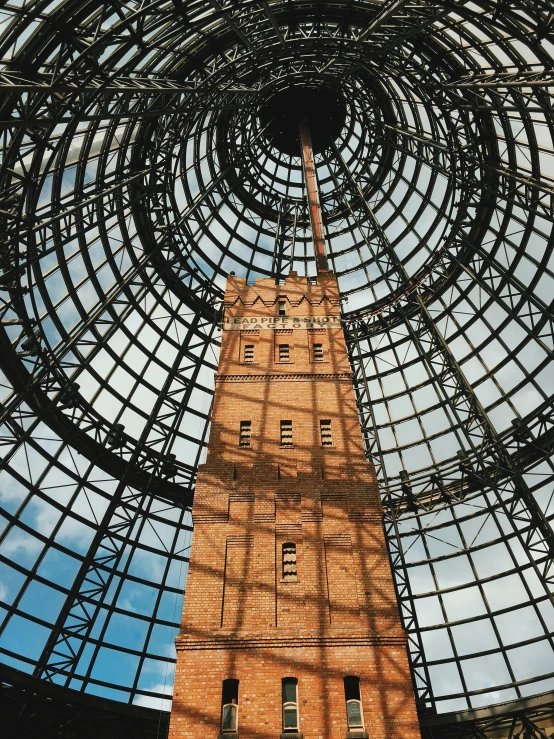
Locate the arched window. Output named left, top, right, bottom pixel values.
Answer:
left=221, top=678, right=239, bottom=734
left=344, top=676, right=364, bottom=730
left=282, top=677, right=299, bottom=732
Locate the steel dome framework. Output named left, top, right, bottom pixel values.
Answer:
left=1, top=0, right=554, bottom=735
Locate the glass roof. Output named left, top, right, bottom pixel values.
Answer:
left=0, top=0, right=553, bottom=718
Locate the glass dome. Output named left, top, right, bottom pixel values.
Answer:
left=0, top=0, right=553, bottom=725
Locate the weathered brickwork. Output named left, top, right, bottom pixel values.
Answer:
left=169, top=271, right=422, bottom=739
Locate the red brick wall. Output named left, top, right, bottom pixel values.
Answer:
left=169, top=271, right=421, bottom=739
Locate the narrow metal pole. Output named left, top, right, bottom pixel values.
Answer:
left=299, top=118, right=327, bottom=273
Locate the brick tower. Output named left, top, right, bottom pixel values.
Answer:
left=168, top=269, right=422, bottom=739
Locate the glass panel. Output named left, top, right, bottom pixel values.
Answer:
left=283, top=705, right=298, bottom=728
left=222, top=703, right=237, bottom=732
left=283, top=680, right=297, bottom=702
left=347, top=700, right=363, bottom=728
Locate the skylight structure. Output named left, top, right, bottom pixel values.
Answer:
left=0, top=1, right=553, bottom=735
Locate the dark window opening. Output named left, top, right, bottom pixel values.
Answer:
left=279, top=343, right=290, bottom=362
left=280, top=420, right=293, bottom=446
left=313, top=342, right=324, bottom=361
left=282, top=542, right=297, bottom=581
left=320, top=419, right=333, bottom=446
left=278, top=300, right=286, bottom=316
left=239, top=421, right=251, bottom=447
left=282, top=677, right=299, bottom=732
left=244, top=344, right=254, bottom=362
left=221, top=678, right=239, bottom=733
left=344, top=676, right=363, bottom=730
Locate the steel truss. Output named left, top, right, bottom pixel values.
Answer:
left=0, top=73, right=256, bottom=127
left=4, top=661, right=554, bottom=739
left=1, top=0, right=554, bottom=730
left=1, top=662, right=170, bottom=738
left=420, top=690, right=554, bottom=739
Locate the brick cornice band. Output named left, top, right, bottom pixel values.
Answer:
left=175, top=634, right=408, bottom=651
left=215, top=372, right=354, bottom=382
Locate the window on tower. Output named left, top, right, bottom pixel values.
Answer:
left=221, top=678, right=239, bottom=734
left=282, top=678, right=299, bottom=732
left=344, top=676, right=364, bottom=731
left=278, top=343, right=290, bottom=362
left=278, top=300, right=286, bottom=316
left=239, top=421, right=251, bottom=447
left=282, top=542, right=297, bottom=581
left=240, top=330, right=259, bottom=364
left=280, top=420, right=293, bottom=446
left=320, top=419, right=333, bottom=446
left=313, top=342, right=324, bottom=361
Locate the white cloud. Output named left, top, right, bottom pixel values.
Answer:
left=134, top=682, right=173, bottom=711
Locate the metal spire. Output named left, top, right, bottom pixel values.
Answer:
left=299, top=117, right=327, bottom=272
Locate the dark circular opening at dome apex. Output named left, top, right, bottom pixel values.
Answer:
left=258, top=86, right=347, bottom=156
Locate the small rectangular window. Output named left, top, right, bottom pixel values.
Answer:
left=282, top=678, right=299, bottom=732
left=280, top=420, right=293, bottom=447
left=313, top=342, right=324, bottom=361
left=221, top=678, right=239, bottom=734
left=243, top=344, right=254, bottom=363
left=344, top=676, right=364, bottom=730
left=320, top=419, right=333, bottom=446
left=278, top=300, right=286, bottom=316
left=278, top=343, right=290, bottom=362
left=282, top=543, right=297, bottom=581
left=239, top=421, right=251, bottom=447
